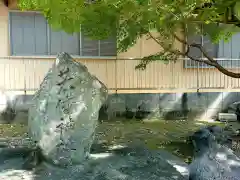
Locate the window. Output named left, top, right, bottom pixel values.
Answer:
left=184, top=27, right=240, bottom=68
left=9, top=11, right=117, bottom=57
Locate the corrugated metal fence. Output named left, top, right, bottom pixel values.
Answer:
left=0, top=56, right=240, bottom=94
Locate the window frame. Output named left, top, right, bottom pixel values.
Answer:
left=8, top=10, right=117, bottom=59
left=184, top=24, right=240, bottom=69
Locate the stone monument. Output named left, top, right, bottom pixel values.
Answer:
left=28, top=52, right=108, bottom=166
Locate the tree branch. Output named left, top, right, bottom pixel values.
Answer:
left=147, top=30, right=213, bottom=65
left=141, top=21, right=240, bottom=78
left=173, top=33, right=240, bottom=78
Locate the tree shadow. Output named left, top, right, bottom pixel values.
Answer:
left=0, top=142, right=190, bottom=179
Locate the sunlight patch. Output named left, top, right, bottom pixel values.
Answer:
left=0, top=169, right=35, bottom=180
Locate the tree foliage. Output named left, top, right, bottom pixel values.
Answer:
left=18, top=0, right=240, bottom=78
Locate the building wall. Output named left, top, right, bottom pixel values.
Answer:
left=0, top=1, right=240, bottom=124
left=0, top=3, right=9, bottom=56
left=1, top=57, right=240, bottom=94
left=1, top=3, right=240, bottom=93
left=1, top=91, right=239, bottom=124
left=103, top=92, right=240, bottom=121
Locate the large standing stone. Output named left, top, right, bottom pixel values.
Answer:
left=28, top=52, right=108, bottom=167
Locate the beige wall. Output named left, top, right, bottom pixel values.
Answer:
left=0, top=57, right=116, bottom=91
left=1, top=2, right=240, bottom=93
left=1, top=57, right=240, bottom=94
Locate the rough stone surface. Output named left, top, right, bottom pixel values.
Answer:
left=0, top=145, right=187, bottom=180
left=189, top=126, right=240, bottom=180
left=28, top=52, right=108, bottom=166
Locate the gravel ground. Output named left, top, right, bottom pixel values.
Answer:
left=0, top=119, right=233, bottom=180
left=0, top=119, right=225, bottom=163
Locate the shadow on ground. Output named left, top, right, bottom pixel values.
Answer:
left=0, top=141, right=190, bottom=179
left=0, top=119, right=225, bottom=163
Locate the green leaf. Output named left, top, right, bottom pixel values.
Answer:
left=17, top=0, right=240, bottom=75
